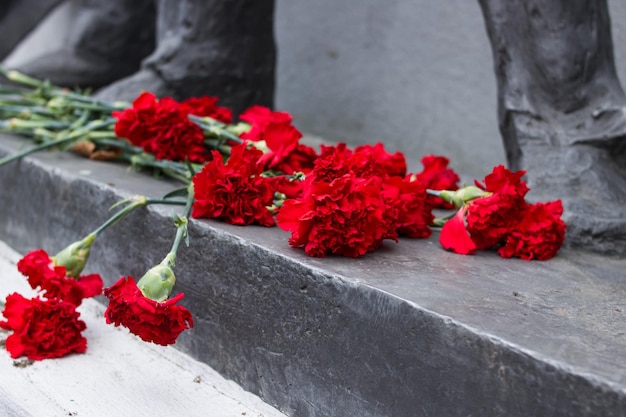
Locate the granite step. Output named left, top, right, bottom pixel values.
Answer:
left=0, top=133, right=624, bottom=417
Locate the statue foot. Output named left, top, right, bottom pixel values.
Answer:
left=11, top=0, right=155, bottom=90
left=16, top=49, right=146, bottom=90
left=94, top=0, right=276, bottom=114
left=93, top=69, right=170, bottom=103
left=520, top=139, right=626, bottom=255
left=94, top=62, right=272, bottom=116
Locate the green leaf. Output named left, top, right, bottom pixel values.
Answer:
left=163, top=187, right=189, bottom=200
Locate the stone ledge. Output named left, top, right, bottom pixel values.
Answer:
left=0, top=133, right=624, bottom=417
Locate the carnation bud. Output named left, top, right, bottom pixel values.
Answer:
left=439, top=186, right=490, bottom=208
left=52, top=234, right=96, bottom=278
left=136, top=255, right=177, bottom=302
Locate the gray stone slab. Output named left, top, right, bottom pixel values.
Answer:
left=0, top=133, right=624, bottom=417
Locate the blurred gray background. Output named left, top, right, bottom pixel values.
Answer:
left=6, top=1, right=626, bottom=178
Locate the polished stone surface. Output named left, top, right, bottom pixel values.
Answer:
left=0, top=133, right=624, bottom=417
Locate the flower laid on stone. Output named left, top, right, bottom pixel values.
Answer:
left=112, top=92, right=232, bottom=163
left=413, top=155, right=460, bottom=209
left=276, top=142, right=433, bottom=257
left=435, top=165, right=566, bottom=260
left=18, top=248, right=102, bottom=307
left=104, top=274, right=193, bottom=346
left=0, top=293, right=87, bottom=360
left=104, top=189, right=195, bottom=346
left=192, top=143, right=277, bottom=226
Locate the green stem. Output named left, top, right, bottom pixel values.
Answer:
left=165, top=185, right=195, bottom=268
left=431, top=211, right=458, bottom=228
left=0, top=66, right=45, bottom=88
left=88, top=131, right=118, bottom=140
left=189, top=114, right=243, bottom=144
left=0, top=134, right=78, bottom=167
left=6, top=119, right=71, bottom=130
left=91, top=197, right=148, bottom=238
left=49, top=90, right=127, bottom=111
left=0, top=105, right=54, bottom=117
left=0, top=118, right=115, bottom=167
left=146, top=198, right=187, bottom=207
left=426, top=189, right=441, bottom=197
left=91, top=197, right=186, bottom=238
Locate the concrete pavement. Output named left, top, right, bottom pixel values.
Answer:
left=0, top=241, right=287, bottom=417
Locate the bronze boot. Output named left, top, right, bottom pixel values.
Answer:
left=95, top=0, right=276, bottom=115
left=15, top=0, right=156, bottom=90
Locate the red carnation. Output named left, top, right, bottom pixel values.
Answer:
left=17, top=249, right=102, bottom=306
left=414, top=155, right=460, bottom=209
left=466, top=165, right=529, bottom=249
left=498, top=201, right=566, bottom=261
left=276, top=173, right=390, bottom=257
left=0, top=293, right=87, bottom=360
left=192, top=143, right=276, bottom=226
left=179, top=96, right=232, bottom=124
left=440, top=165, right=529, bottom=254
left=353, top=143, right=407, bottom=178
left=382, top=176, right=433, bottom=239
left=239, top=105, right=293, bottom=141
left=313, top=143, right=406, bottom=182
left=103, top=276, right=193, bottom=346
left=311, top=143, right=355, bottom=182
left=256, top=122, right=318, bottom=174
left=113, top=92, right=209, bottom=163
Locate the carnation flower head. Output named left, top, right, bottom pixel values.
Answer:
left=498, top=200, right=566, bottom=261
left=353, top=143, right=407, bottom=178
left=382, top=176, right=433, bottom=239
left=414, top=155, right=460, bottom=209
left=239, top=105, right=293, bottom=141
left=276, top=173, right=391, bottom=257
left=465, top=165, right=529, bottom=249
left=253, top=121, right=318, bottom=175
left=312, top=143, right=406, bottom=182
left=113, top=92, right=209, bottom=163
left=192, top=143, right=276, bottom=226
left=17, top=249, right=102, bottom=306
left=179, top=96, right=232, bottom=124
left=103, top=274, right=193, bottom=346
left=439, top=165, right=530, bottom=254
left=0, top=293, right=87, bottom=360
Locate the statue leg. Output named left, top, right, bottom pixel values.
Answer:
left=94, top=0, right=276, bottom=115
left=14, top=0, right=156, bottom=90
left=0, top=0, right=62, bottom=61
left=478, top=0, right=626, bottom=254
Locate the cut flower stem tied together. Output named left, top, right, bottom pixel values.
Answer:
left=0, top=66, right=567, bottom=360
